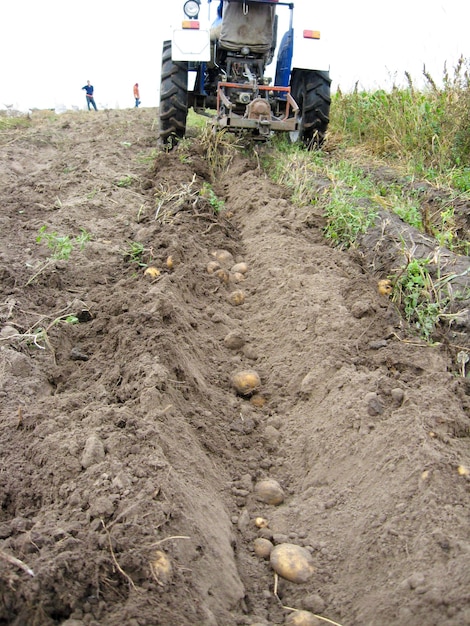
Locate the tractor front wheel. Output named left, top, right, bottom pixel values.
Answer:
left=289, top=70, right=331, bottom=149
left=159, top=40, right=189, bottom=148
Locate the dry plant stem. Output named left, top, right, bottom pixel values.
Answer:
left=283, top=605, right=345, bottom=626
left=0, top=549, right=35, bottom=577
left=25, top=258, right=55, bottom=287
left=150, top=535, right=191, bottom=547
left=274, top=572, right=345, bottom=626
left=100, top=519, right=137, bottom=591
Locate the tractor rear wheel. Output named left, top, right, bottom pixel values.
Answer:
left=289, top=70, right=331, bottom=149
left=159, top=40, right=189, bottom=148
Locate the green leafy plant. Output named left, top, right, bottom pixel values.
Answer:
left=200, top=182, right=225, bottom=213
left=137, top=148, right=159, bottom=164
left=323, top=195, right=378, bottom=248
left=392, top=258, right=449, bottom=341
left=26, top=226, right=91, bottom=286
left=87, top=188, right=99, bottom=200
left=122, top=241, right=152, bottom=268
left=116, top=175, right=134, bottom=188
left=321, top=163, right=379, bottom=248
left=0, top=115, right=32, bottom=130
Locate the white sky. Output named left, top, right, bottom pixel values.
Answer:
left=1, top=0, right=469, bottom=111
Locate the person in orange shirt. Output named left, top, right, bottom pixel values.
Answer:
left=133, top=83, right=141, bottom=108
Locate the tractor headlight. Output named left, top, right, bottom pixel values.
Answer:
left=183, top=0, right=201, bottom=18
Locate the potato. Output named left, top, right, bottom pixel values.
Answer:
left=207, top=260, right=221, bottom=274
left=227, top=289, right=245, bottom=305
left=215, top=268, right=230, bottom=284
left=254, top=516, right=269, bottom=528
left=254, top=478, right=285, bottom=505
left=166, top=255, right=175, bottom=270
left=270, top=543, right=315, bottom=583
left=230, top=271, right=246, bottom=283
left=231, top=262, right=248, bottom=274
left=285, top=610, right=322, bottom=626
left=150, top=550, right=172, bottom=585
left=231, top=370, right=261, bottom=396
left=211, top=249, right=234, bottom=266
left=377, top=279, right=392, bottom=295
left=253, top=537, right=273, bottom=559
left=144, top=266, right=160, bottom=278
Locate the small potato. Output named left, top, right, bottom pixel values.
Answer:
left=270, top=543, right=315, bottom=584
left=254, top=516, right=269, bottom=528
left=230, top=271, right=246, bottom=283
left=166, top=255, right=175, bottom=270
left=150, top=550, right=172, bottom=585
left=144, top=266, right=160, bottom=279
left=227, top=289, right=245, bottom=305
left=231, top=262, right=248, bottom=274
left=378, top=279, right=392, bottom=295
left=254, top=478, right=285, bottom=505
left=215, top=268, right=230, bottom=284
left=285, top=610, right=322, bottom=626
left=253, top=537, right=273, bottom=559
left=231, top=370, right=261, bottom=396
left=207, top=260, right=221, bottom=274
left=211, top=249, right=234, bottom=266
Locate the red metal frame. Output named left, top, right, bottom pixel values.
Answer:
left=216, top=82, right=294, bottom=120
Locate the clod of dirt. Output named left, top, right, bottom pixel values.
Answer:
left=224, top=331, right=246, bottom=350
left=80, top=434, right=105, bottom=469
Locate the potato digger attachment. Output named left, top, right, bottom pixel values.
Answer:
left=159, top=0, right=331, bottom=148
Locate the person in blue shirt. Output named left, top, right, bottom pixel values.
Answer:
left=82, top=81, right=98, bottom=111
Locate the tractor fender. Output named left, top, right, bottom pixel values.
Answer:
left=291, top=29, right=329, bottom=73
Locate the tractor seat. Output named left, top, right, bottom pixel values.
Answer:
left=218, top=1, right=275, bottom=54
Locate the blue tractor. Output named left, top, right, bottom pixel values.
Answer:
left=159, top=0, right=331, bottom=148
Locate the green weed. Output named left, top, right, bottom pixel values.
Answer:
left=116, top=175, right=134, bottom=188
left=0, top=115, right=32, bottom=130
left=200, top=182, right=225, bottom=213
left=330, top=56, right=470, bottom=175
left=392, top=259, right=470, bottom=342
left=122, top=241, right=152, bottom=268
left=26, top=226, right=91, bottom=285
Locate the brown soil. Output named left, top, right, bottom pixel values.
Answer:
left=0, top=109, right=469, bottom=626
